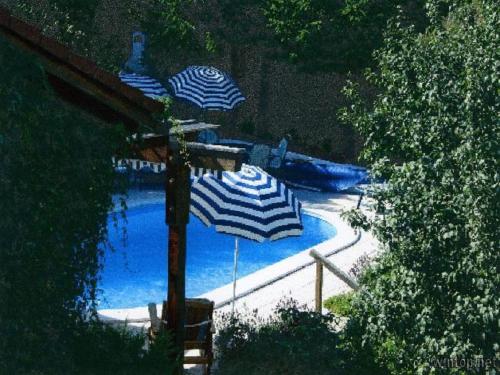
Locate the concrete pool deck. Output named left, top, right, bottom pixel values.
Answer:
left=99, top=188, right=379, bottom=323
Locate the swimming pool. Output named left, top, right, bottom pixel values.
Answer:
left=99, top=203, right=336, bottom=309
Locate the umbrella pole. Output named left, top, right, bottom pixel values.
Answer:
left=232, top=237, right=239, bottom=315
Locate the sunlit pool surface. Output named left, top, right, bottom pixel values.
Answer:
left=99, top=203, right=336, bottom=309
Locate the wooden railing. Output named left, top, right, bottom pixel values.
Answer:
left=309, top=249, right=360, bottom=312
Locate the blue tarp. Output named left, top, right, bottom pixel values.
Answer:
left=280, top=160, right=368, bottom=192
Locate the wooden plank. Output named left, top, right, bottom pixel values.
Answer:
left=184, top=341, right=208, bottom=350
left=315, top=260, right=323, bottom=313
left=1, top=29, right=158, bottom=129
left=135, top=148, right=166, bottom=164
left=185, top=142, right=246, bottom=172
left=166, top=222, right=186, bottom=375
left=172, top=122, right=220, bottom=135
left=178, top=119, right=197, bottom=124
left=0, top=5, right=164, bottom=113
left=136, top=149, right=245, bottom=171
left=9, top=16, right=40, bottom=44
left=184, top=356, right=210, bottom=365
left=138, top=123, right=220, bottom=139
left=165, top=145, right=190, bottom=375
left=188, top=154, right=241, bottom=172
left=137, top=139, right=246, bottom=171
left=43, top=61, right=159, bottom=129
left=47, top=74, right=141, bottom=130
left=0, top=6, right=11, bottom=27
left=309, top=249, right=359, bottom=290
left=185, top=142, right=247, bottom=155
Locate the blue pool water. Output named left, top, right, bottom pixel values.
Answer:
left=99, top=203, right=336, bottom=309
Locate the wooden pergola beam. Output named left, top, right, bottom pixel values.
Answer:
left=135, top=138, right=246, bottom=172
left=185, top=142, right=246, bottom=172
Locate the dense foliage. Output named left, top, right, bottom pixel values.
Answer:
left=263, top=0, right=427, bottom=72
left=4, top=1, right=499, bottom=374
left=341, top=1, right=499, bottom=373
left=141, top=0, right=201, bottom=69
left=12, top=0, right=109, bottom=66
left=0, top=24, right=176, bottom=375
left=70, top=322, right=177, bottom=374
left=0, top=37, right=110, bottom=371
left=215, top=299, right=350, bottom=375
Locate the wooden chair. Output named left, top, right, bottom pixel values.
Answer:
left=148, top=298, right=214, bottom=375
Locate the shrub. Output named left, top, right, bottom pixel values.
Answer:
left=72, top=322, right=177, bottom=375
left=215, top=299, right=347, bottom=375
left=0, top=35, right=123, bottom=373
left=341, top=1, right=499, bottom=373
left=238, top=119, right=256, bottom=135
left=348, top=253, right=372, bottom=280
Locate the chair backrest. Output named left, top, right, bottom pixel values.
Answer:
left=276, top=138, right=288, bottom=159
left=269, top=137, right=288, bottom=169
left=159, top=298, right=214, bottom=341
left=148, top=303, right=161, bottom=332
left=248, top=144, right=272, bottom=168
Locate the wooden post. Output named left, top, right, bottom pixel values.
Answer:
left=165, top=140, right=190, bottom=373
left=315, top=260, right=323, bottom=313
left=159, top=136, right=245, bottom=373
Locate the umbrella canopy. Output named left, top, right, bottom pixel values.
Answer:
left=190, top=164, right=303, bottom=242
left=119, top=72, right=170, bottom=100
left=190, top=164, right=302, bottom=313
left=168, top=66, right=245, bottom=110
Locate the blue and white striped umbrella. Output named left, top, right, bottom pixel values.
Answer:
left=119, top=71, right=170, bottom=100
left=168, top=66, right=245, bottom=110
left=190, top=165, right=302, bottom=312
left=190, top=164, right=303, bottom=242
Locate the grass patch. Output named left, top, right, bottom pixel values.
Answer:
left=324, top=292, right=354, bottom=316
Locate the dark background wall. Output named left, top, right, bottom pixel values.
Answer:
left=4, top=0, right=372, bottom=163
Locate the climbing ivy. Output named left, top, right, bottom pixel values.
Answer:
left=0, top=35, right=132, bottom=372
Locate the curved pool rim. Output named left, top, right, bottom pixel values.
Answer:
left=99, top=202, right=337, bottom=309
left=214, top=209, right=360, bottom=308
left=199, top=206, right=359, bottom=308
